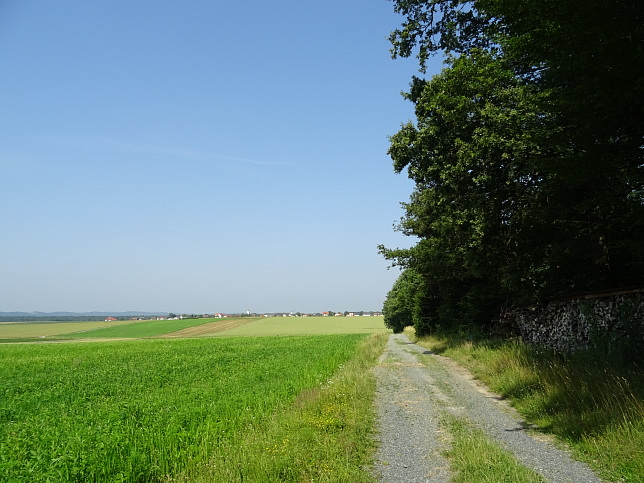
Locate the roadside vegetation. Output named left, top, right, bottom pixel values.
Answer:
left=0, top=333, right=387, bottom=482
left=406, top=327, right=644, bottom=482
left=443, top=413, right=544, bottom=483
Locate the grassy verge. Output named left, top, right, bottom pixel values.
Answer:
left=406, top=327, right=644, bottom=482
left=443, top=413, right=545, bottom=483
left=173, top=331, right=389, bottom=482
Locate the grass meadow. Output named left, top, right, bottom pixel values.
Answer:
left=0, top=317, right=390, bottom=482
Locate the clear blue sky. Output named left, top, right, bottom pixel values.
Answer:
left=0, top=0, right=441, bottom=314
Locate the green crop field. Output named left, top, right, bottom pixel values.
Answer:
left=0, top=318, right=225, bottom=341
left=0, top=334, right=370, bottom=482
left=0, top=316, right=386, bottom=342
left=60, top=317, right=227, bottom=339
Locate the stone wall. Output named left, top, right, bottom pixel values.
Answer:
left=502, top=289, right=644, bottom=352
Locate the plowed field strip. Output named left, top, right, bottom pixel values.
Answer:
left=159, top=318, right=258, bottom=338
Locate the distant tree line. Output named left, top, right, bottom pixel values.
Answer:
left=380, top=0, right=643, bottom=335
left=0, top=316, right=119, bottom=323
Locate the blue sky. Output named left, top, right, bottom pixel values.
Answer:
left=0, top=0, right=441, bottom=314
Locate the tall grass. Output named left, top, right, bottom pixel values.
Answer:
left=0, top=334, right=368, bottom=482
left=407, top=327, right=644, bottom=482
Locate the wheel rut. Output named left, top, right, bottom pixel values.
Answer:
left=372, top=333, right=603, bottom=483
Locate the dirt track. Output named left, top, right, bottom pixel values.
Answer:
left=373, top=333, right=603, bottom=482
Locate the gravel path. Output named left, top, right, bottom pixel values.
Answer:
left=372, top=333, right=604, bottom=482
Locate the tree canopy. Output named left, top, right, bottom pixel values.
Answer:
left=383, top=267, right=426, bottom=333
left=381, top=0, right=643, bottom=333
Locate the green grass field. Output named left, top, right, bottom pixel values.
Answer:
left=0, top=334, right=376, bottom=482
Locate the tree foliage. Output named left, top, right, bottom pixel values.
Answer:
left=381, top=0, right=644, bottom=329
left=382, top=268, right=422, bottom=333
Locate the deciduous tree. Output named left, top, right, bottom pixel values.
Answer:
left=381, top=0, right=643, bottom=327
left=382, top=268, right=423, bottom=333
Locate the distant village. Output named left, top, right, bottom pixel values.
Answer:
left=105, top=311, right=383, bottom=322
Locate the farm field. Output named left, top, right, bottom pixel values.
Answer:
left=0, top=316, right=387, bottom=342
left=60, top=317, right=242, bottom=339
left=211, top=315, right=387, bottom=337
left=0, top=333, right=379, bottom=482
left=0, top=317, right=247, bottom=342
left=0, top=319, right=142, bottom=340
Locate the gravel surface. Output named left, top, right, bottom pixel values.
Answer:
left=372, top=333, right=604, bottom=483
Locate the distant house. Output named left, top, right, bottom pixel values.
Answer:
left=105, top=317, right=117, bottom=322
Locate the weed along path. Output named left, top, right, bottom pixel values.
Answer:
left=373, top=333, right=603, bottom=483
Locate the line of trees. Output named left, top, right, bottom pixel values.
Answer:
left=0, top=316, right=116, bottom=323
left=380, top=0, right=643, bottom=335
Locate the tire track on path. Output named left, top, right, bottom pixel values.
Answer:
left=373, top=333, right=603, bottom=482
